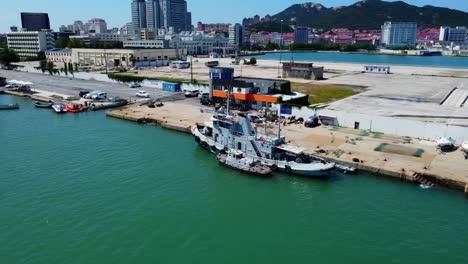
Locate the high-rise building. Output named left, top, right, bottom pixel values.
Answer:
left=21, top=13, right=50, bottom=31
left=294, top=27, right=309, bottom=44
left=120, top=22, right=133, bottom=36
left=228, top=23, right=243, bottom=47
left=380, top=22, right=417, bottom=47
left=73, top=20, right=85, bottom=34
left=439, top=26, right=467, bottom=44
left=132, top=0, right=191, bottom=36
left=146, top=0, right=163, bottom=30
left=169, top=0, right=188, bottom=33
left=7, top=31, right=55, bottom=58
left=186, top=12, right=192, bottom=31
left=132, top=0, right=147, bottom=38
left=87, top=18, right=108, bottom=34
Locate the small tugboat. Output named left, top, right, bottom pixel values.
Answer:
left=65, top=104, right=84, bottom=113
left=0, top=103, right=19, bottom=110
left=52, top=103, right=67, bottom=113
left=217, top=150, right=273, bottom=177
left=34, top=101, right=53, bottom=109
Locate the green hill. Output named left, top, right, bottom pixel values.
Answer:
left=267, top=0, right=468, bottom=29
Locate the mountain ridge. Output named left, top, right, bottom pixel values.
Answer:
left=263, top=0, right=468, bottom=29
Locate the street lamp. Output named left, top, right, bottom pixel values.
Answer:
left=278, top=20, right=284, bottom=77
left=280, top=20, right=284, bottom=60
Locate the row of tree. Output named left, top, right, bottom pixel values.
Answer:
left=291, top=43, right=377, bottom=52
left=55, top=37, right=124, bottom=49
left=0, top=46, right=20, bottom=67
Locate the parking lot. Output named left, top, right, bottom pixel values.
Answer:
left=0, top=70, right=181, bottom=101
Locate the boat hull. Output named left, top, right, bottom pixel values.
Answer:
left=52, top=105, right=67, bottom=113
left=192, top=125, right=334, bottom=178
left=217, top=156, right=272, bottom=178
left=0, top=104, right=19, bottom=110
left=65, top=105, right=84, bottom=113
left=34, top=102, right=53, bottom=109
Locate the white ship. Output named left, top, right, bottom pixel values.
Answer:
left=192, top=111, right=335, bottom=177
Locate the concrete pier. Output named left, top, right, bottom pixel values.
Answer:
left=5, top=87, right=468, bottom=195
left=106, top=104, right=468, bottom=194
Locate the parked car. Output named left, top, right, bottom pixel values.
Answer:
left=136, top=91, right=150, bottom=98
left=184, top=89, right=199, bottom=97
left=304, top=116, right=320, bottom=128
left=91, top=92, right=107, bottom=100
left=83, top=91, right=102, bottom=99
left=200, top=93, right=211, bottom=106
left=79, top=91, right=90, bottom=98
left=129, top=82, right=141, bottom=88
left=248, top=114, right=265, bottom=124
left=5, top=83, right=19, bottom=89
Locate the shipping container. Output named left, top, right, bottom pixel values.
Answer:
left=162, top=82, right=181, bottom=92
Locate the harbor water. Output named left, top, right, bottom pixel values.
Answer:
left=254, top=52, right=468, bottom=68
left=1, top=95, right=468, bottom=263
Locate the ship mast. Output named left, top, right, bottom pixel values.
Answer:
left=226, top=83, right=232, bottom=117
left=277, top=108, right=281, bottom=140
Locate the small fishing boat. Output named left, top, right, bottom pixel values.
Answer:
left=0, top=103, right=19, bottom=110
left=65, top=104, right=84, bottom=113
left=462, top=141, right=468, bottom=152
left=462, top=141, right=468, bottom=160
left=217, top=150, right=273, bottom=177
left=34, top=101, right=53, bottom=109
left=52, top=103, right=67, bottom=113
left=436, top=137, right=456, bottom=151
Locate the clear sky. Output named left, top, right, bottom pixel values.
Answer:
left=1, top=0, right=467, bottom=33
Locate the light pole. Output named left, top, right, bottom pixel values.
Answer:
left=190, top=55, right=193, bottom=83
left=278, top=20, right=284, bottom=78
left=280, top=20, right=284, bottom=62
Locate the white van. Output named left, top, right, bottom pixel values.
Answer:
left=184, top=89, right=199, bottom=97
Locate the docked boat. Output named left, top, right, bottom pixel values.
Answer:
left=0, top=104, right=19, bottom=110
left=436, top=137, right=456, bottom=150
left=217, top=150, right=273, bottom=177
left=462, top=141, right=468, bottom=159
left=65, top=104, right=84, bottom=113
left=34, top=101, right=53, bottom=109
left=52, top=103, right=67, bottom=113
left=462, top=141, right=468, bottom=152
left=192, top=112, right=335, bottom=177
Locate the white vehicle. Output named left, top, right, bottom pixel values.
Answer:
left=184, top=89, right=199, bottom=97
left=91, top=92, right=107, bottom=100
left=83, top=91, right=102, bottom=99
left=136, top=91, right=150, bottom=98
left=247, top=114, right=265, bottom=123
left=128, top=82, right=141, bottom=88
left=5, top=83, right=19, bottom=89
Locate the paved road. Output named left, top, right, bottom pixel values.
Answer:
left=0, top=69, right=181, bottom=101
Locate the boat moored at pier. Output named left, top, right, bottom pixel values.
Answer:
left=217, top=150, right=273, bottom=177
left=52, top=103, right=67, bottom=113
left=193, top=111, right=335, bottom=177
left=34, top=101, right=53, bottom=109
left=66, top=104, right=85, bottom=113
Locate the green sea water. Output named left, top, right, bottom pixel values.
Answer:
left=1, top=95, right=468, bottom=264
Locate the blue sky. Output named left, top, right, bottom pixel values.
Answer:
left=1, top=0, right=466, bottom=32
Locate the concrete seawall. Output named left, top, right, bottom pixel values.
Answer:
left=107, top=107, right=468, bottom=194
left=106, top=110, right=192, bottom=134
left=5, top=87, right=467, bottom=195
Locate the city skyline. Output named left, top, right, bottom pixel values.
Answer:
left=1, top=0, right=468, bottom=33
